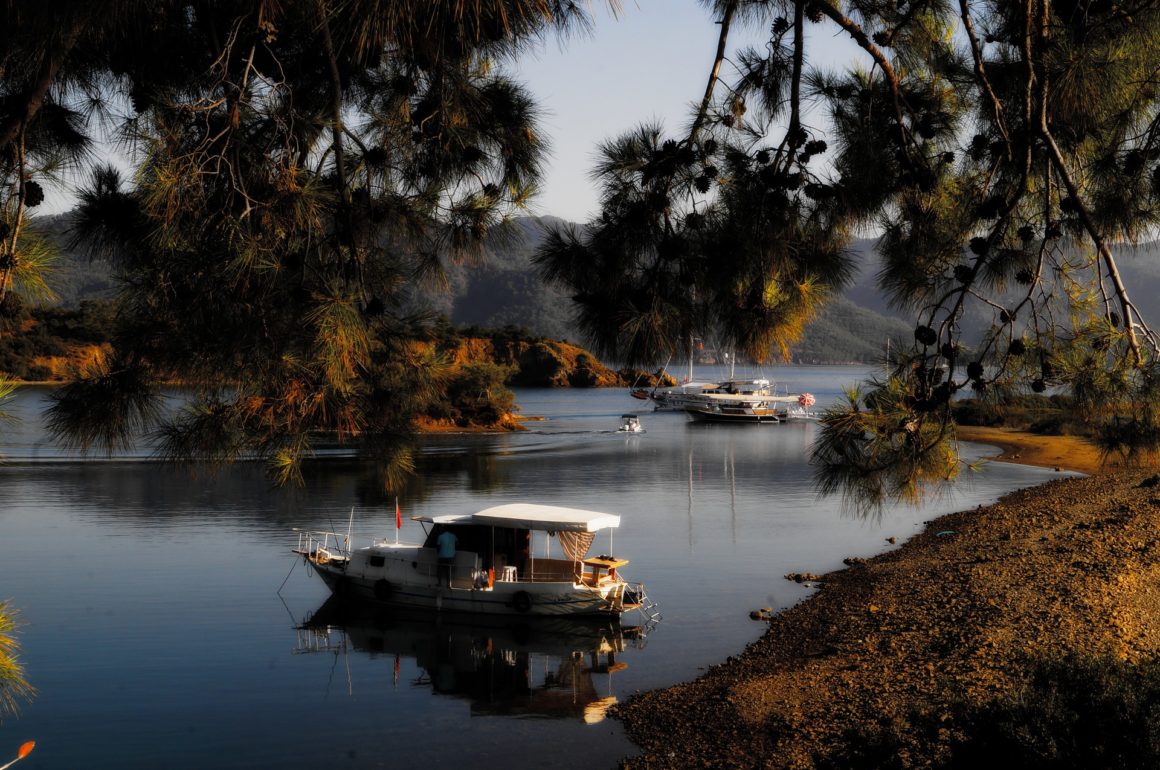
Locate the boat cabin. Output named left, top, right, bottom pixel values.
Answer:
left=415, top=504, right=623, bottom=588
left=702, top=378, right=772, bottom=396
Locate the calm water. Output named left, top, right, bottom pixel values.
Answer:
left=0, top=365, right=1070, bottom=769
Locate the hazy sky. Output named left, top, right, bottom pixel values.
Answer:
left=517, top=1, right=856, bottom=224
left=43, top=2, right=732, bottom=218
left=43, top=3, right=857, bottom=220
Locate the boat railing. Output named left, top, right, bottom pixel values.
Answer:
left=293, top=528, right=351, bottom=563
left=527, top=558, right=584, bottom=584
left=622, top=581, right=661, bottom=623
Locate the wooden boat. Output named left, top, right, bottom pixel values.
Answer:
left=685, top=400, right=781, bottom=423
left=294, top=503, right=656, bottom=619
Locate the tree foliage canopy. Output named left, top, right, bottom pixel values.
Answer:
left=534, top=0, right=1160, bottom=511
left=0, top=0, right=592, bottom=485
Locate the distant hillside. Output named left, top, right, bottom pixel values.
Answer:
left=790, top=296, right=910, bottom=364
left=439, top=216, right=581, bottom=342
left=448, top=218, right=917, bottom=362
left=838, top=237, right=1160, bottom=337
left=37, top=211, right=1158, bottom=365
left=27, top=213, right=119, bottom=306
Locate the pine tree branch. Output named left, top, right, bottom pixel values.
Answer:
left=811, top=0, right=912, bottom=161
left=1029, top=1, right=1156, bottom=364
left=959, top=0, right=1011, bottom=159
left=0, top=24, right=81, bottom=154
left=688, top=0, right=737, bottom=144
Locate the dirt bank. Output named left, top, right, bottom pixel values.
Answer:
left=955, top=425, right=1108, bottom=476
left=617, top=459, right=1160, bottom=767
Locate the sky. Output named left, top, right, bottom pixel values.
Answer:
left=43, top=2, right=726, bottom=218
left=42, top=2, right=858, bottom=221
left=516, top=1, right=858, bottom=224
left=516, top=1, right=729, bottom=223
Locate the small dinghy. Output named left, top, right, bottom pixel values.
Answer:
left=616, top=414, right=645, bottom=433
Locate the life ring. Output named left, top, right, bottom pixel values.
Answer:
left=512, top=590, right=533, bottom=613
left=373, top=579, right=393, bottom=601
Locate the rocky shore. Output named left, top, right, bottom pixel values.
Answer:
left=616, top=436, right=1160, bottom=768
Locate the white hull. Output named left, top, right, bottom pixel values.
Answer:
left=302, top=543, right=637, bottom=618
left=674, top=380, right=812, bottom=416
left=686, top=404, right=781, bottom=423
left=648, top=382, right=719, bottom=411
left=316, top=568, right=622, bottom=616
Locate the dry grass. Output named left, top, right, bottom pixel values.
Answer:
left=955, top=425, right=1111, bottom=476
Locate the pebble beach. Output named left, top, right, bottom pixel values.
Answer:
left=616, top=430, right=1160, bottom=768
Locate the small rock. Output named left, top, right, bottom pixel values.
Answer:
left=843, top=557, right=866, bottom=566
left=885, top=537, right=896, bottom=544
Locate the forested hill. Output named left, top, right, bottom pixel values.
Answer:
left=29, top=213, right=1160, bottom=365
left=434, top=216, right=913, bottom=364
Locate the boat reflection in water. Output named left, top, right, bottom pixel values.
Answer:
left=295, top=597, right=653, bottom=723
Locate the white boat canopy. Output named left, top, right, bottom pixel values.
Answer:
left=416, top=503, right=621, bottom=533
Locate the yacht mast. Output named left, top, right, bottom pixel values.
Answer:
left=688, top=335, right=694, bottom=383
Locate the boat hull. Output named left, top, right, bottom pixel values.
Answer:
left=685, top=406, right=780, bottom=423
left=306, top=553, right=629, bottom=618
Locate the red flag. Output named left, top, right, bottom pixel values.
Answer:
left=395, top=498, right=402, bottom=530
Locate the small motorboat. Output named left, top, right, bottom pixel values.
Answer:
left=616, top=414, right=645, bottom=433
left=294, top=503, right=657, bottom=619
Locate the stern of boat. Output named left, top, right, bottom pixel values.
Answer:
left=600, top=580, right=659, bottom=623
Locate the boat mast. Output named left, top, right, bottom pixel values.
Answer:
left=346, top=506, right=355, bottom=554
left=688, top=334, right=694, bottom=383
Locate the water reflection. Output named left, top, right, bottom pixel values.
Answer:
left=1, top=373, right=1073, bottom=770
left=296, top=597, right=650, bottom=724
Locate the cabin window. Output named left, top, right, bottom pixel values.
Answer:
left=368, top=555, right=385, bottom=568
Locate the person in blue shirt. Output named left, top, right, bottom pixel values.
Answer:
left=436, top=529, right=458, bottom=586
